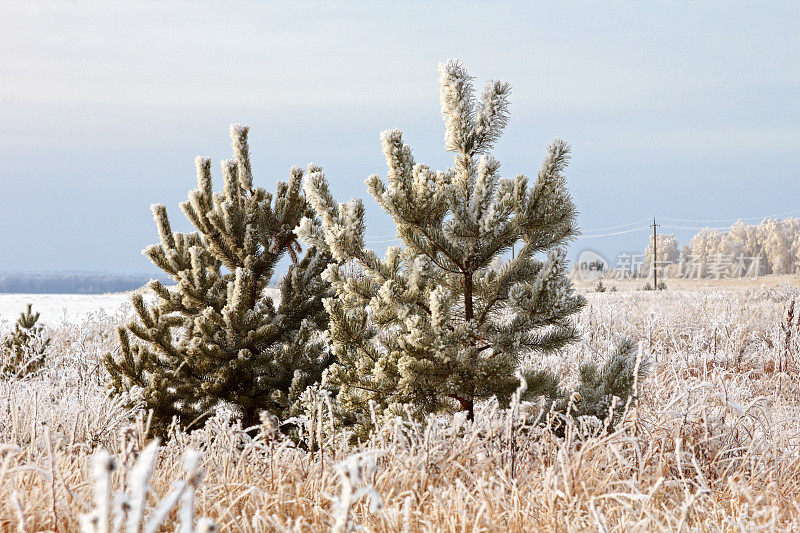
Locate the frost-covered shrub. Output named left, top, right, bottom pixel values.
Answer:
left=545, top=338, right=647, bottom=433
left=1, top=304, right=50, bottom=378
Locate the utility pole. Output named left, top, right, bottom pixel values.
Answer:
left=651, top=217, right=660, bottom=289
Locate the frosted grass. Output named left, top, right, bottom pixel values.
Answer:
left=1, top=282, right=800, bottom=530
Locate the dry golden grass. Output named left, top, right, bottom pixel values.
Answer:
left=2, top=281, right=800, bottom=531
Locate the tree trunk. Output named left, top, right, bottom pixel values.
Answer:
left=457, top=396, right=475, bottom=421
left=462, top=272, right=475, bottom=420
left=464, top=272, right=474, bottom=321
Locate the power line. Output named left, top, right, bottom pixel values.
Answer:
left=577, top=208, right=800, bottom=239
left=659, top=209, right=800, bottom=224
left=660, top=224, right=731, bottom=231
left=580, top=218, right=653, bottom=233
left=580, top=226, right=651, bottom=238
left=364, top=207, right=800, bottom=242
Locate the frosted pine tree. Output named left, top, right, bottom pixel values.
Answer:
left=298, top=61, right=586, bottom=427
left=1, top=304, right=50, bottom=378
left=106, top=125, right=332, bottom=433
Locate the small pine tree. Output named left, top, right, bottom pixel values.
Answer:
left=298, top=60, right=586, bottom=429
left=106, top=125, right=332, bottom=433
left=595, top=280, right=607, bottom=292
left=1, top=304, right=50, bottom=378
left=537, top=337, right=648, bottom=435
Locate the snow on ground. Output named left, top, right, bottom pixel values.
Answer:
left=0, top=293, right=135, bottom=326
left=0, top=288, right=283, bottom=327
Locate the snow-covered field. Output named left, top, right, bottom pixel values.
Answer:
left=2, top=282, right=800, bottom=530
left=0, top=293, right=135, bottom=326
left=0, top=288, right=282, bottom=327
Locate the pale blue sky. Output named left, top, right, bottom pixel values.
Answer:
left=1, top=1, right=798, bottom=273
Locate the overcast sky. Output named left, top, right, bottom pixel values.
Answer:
left=1, top=1, right=798, bottom=274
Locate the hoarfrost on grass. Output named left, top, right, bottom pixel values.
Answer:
left=1, top=282, right=800, bottom=530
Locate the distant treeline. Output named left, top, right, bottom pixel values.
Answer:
left=0, top=272, right=168, bottom=294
